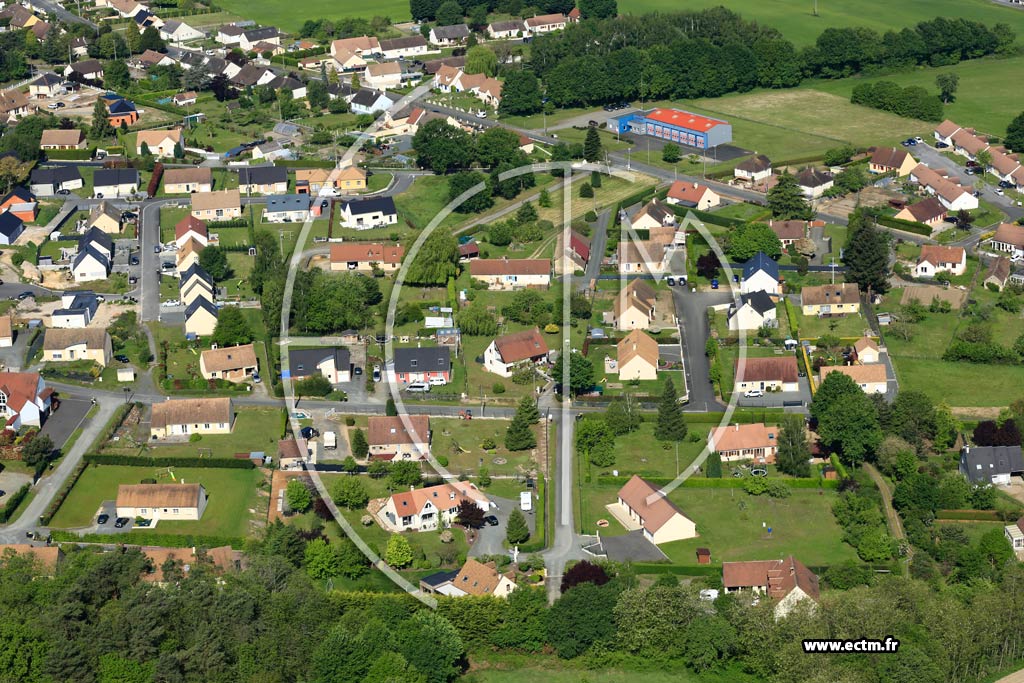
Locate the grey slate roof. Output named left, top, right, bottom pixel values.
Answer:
left=93, top=168, right=140, bottom=188
left=393, top=346, right=450, bottom=374
left=961, top=445, right=1024, bottom=483
left=342, top=195, right=396, bottom=217
left=743, top=252, right=779, bottom=281
left=288, top=347, right=351, bottom=378
left=740, top=290, right=775, bottom=316
left=31, top=166, right=82, bottom=186
left=238, top=165, right=288, bottom=186
left=264, top=194, right=310, bottom=214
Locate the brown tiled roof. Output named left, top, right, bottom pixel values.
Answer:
left=331, top=35, right=380, bottom=54
left=191, top=189, right=240, bottom=212
left=452, top=559, right=510, bottom=596
left=40, top=129, right=85, bottom=147
left=139, top=545, right=239, bottom=583
left=869, top=146, right=911, bottom=169
left=0, top=315, right=11, bottom=340
left=470, top=258, right=549, bottom=276
left=201, top=344, right=257, bottom=372
left=525, top=12, right=565, bottom=26
left=853, top=336, right=878, bottom=354
left=934, top=119, right=961, bottom=139
left=613, top=279, right=656, bottom=318
left=295, top=168, right=332, bottom=184
left=137, top=129, right=181, bottom=147
left=796, top=167, right=833, bottom=188
left=993, top=223, right=1024, bottom=249
left=0, top=89, right=29, bottom=114
left=723, top=556, right=819, bottom=601
left=952, top=128, right=988, bottom=155
left=617, top=240, right=663, bottom=265
left=990, top=150, right=1021, bottom=176
left=175, top=215, right=208, bottom=241
left=735, top=154, right=771, bottom=173
left=0, top=372, right=43, bottom=412
left=735, top=356, right=798, bottom=384
left=368, top=415, right=429, bottom=446
left=330, top=242, right=404, bottom=265
left=986, top=256, right=1011, bottom=284
left=177, top=237, right=203, bottom=264
left=801, top=283, right=860, bottom=306
left=151, top=397, right=232, bottom=429
left=164, top=167, right=211, bottom=187
left=710, top=422, right=778, bottom=453
left=277, top=438, right=303, bottom=460
left=666, top=180, right=712, bottom=204
left=820, top=364, right=887, bottom=385
left=918, top=245, right=965, bottom=267
left=769, top=220, right=806, bottom=241
left=493, top=327, right=548, bottom=363
left=901, top=197, right=945, bottom=223
left=43, top=328, right=108, bottom=351
left=617, top=329, right=659, bottom=368
left=366, top=61, right=401, bottom=77
left=117, top=483, right=204, bottom=508
left=617, top=475, right=688, bottom=534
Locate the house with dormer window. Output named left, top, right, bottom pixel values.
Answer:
left=379, top=480, right=490, bottom=531
left=0, top=372, right=52, bottom=430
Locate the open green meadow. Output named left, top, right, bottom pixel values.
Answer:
left=214, top=0, right=410, bottom=31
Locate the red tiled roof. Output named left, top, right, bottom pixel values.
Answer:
left=175, top=215, right=207, bottom=242
left=493, top=327, right=548, bottom=363
left=470, top=258, right=549, bottom=276
left=734, top=356, right=798, bottom=384
left=645, top=108, right=726, bottom=132
left=617, top=475, right=688, bottom=534
left=666, top=180, right=712, bottom=204
left=330, top=242, right=405, bottom=265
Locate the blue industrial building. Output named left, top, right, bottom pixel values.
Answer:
left=608, top=108, right=732, bottom=149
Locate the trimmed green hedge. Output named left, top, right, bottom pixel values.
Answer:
left=683, top=409, right=789, bottom=424
left=275, top=159, right=336, bottom=169
left=829, top=454, right=849, bottom=480
left=41, top=461, right=87, bottom=525
left=206, top=218, right=251, bottom=229
left=0, top=483, right=30, bottom=523
left=936, top=509, right=1002, bottom=521
left=631, top=563, right=721, bottom=576
left=45, top=148, right=95, bottom=161
left=595, top=475, right=838, bottom=489
left=876, top=215, right=932, bottom=236
left=52, top=530, right=244, bottom=549
left=84, top=454, right=255, bottom=469
left=93, top=403, right=137, bottom=452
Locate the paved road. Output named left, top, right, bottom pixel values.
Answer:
left=579, top=209, right=610, bottom=290
left=0, top=397, right=117, bottom=543
left=542, top=404, right=579, bottom=603
left=672, top=289, right=730, bottom=412
left=31, top=0, right=97, bottom=29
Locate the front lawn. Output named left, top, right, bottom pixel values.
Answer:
left=49, top=465, right=263, bottom=536
left=430, top=417, right=541, bottom=478
left=585, top=422, right=710, bottom=480
left=796, top=309, right=871, bottom=340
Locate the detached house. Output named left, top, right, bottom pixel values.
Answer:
left=29, top=72, right=65, bottom=99
left=93, top=168, right=140, bottom=198
left=160, top=19, right=204, bottom=43
left=800, top=283, right=860, bottom=317
left=184, top=297, right=218, bottom=337
left=795, top=168, right=834, bottom=198
left=470, top=258, right=550, bottom=290
left=487, top=19, right=522, bottom=39
left=390, top=347, right=451, bottom=385
left=329, top=242, right=404, bottom=273
left=728, top=290, right=777, bottom=331
left=630, top=198, right=676, bottom=230
left=42, top=328, right=112, bottom=367
left=363, top=62, right=402, bottom=89
left=709, top=423, right=779, bottom=463
left=0, top=372, right=53, bottom=429
left=428, top=24, right=470, bottom=47
left=894, top=197, right=947, bottom=228
left=735, top=356, right=799, bottom=394
left=339, top=196, right=397, bottom=229
left=741, top=252, right=780, bottom=295
left=174, top=215, right=208, bottom=249
left=0, top=90, right=30, bottom=122
left=484, top=327, right=549, bottom=378
left=368, top=415, right=431, bottom=461
left=179, top=263, right=214, bottom=307
left=164, top=167, right=212, bottom=194
left=524, top=13, right=566, bottom=33
left=200, top=344, right=258, bottom=383
left=869, top=146, right=916, bottom=176
left=263, top=195, right=311, bottom=223
left=853, top=336, right=881, bottom=364
left=349, top=88, right=395, bottom=114
left=960, top=445, right=1024, bottom=485
left=991, top=223, right=1024, bottom=260
left=116, top=484, right=208, bottom=523
left=64, top=60, right=104, bottom=82
left=379, top=35, right=429, bottom=60
left=87, top=201, right=121, bottom=233
left=611, top=279, right=657, bottom=331
left=379, top=480, right=489, bottom=531
left=723, top=556, right=820, bottom=618
left=136, top=129, right=182, bottom=157
left=106, top=99, right=139, bottom=127
left=985, top=256, right=1012, bottom=291
left=421, top=559, right=516, bottom=598
left=40, top=129, right=86, bottom=151
left=820, top=364, right=888, bottom=394
left=52, top=290, right=99, bottom=328
left=72, top=228, right=113, bottom=283
left=191, top=189, right=241, bottom=221
left=30, top=166, right=82, bottom=196
left=238, top=166, right=288, bottom=195
left=150, top=397, right=234, bottom=438
left=330, top=35, right=381, bottom=59
left=0, top=213, right=23, bottom=247
left=616, top=329, right=659, bottom=381
left=914, top=245, right=966, bottom=278
left=288, top=347, right=351, bottom=384
left=617, top=240, right=665, bottom=275
left=334, top=166, right=368, bottom=193
left=665, top=180, right=720, bottom=210
left=734, top=154, right=772, bottom=184
left=614, top=475, right=696, bottom=545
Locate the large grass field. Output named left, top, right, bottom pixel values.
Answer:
left=145, top=408, right=285, bottom=458
left=579, top=484, right=858, bottom=567
left=50, top=465, right=263, bottom=535
left=810, top=54, right=1024, bottom=136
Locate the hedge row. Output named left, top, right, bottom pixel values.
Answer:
left=84, top=454, right=256, bottom=469
left=52, top=530, right=245, bottom=549
left=876, top=215, right=932, bottom=236
left=274, top=159, right=335, bottom=169
left=631, top=563, right=721, bottom=576
left=683, top=409, right=788, bottom=424
left=94, top=403, right=137, bottom=452
left=40, top=461, right=87, bottom=525
left=936, top=509, right=1002, bottom=521
left=595, top=475, right=838, bottom=489
left=207, top=218, right=251, bottom=229
left=0, top=484, right=30, bottom=524
left=45, top=148, right=96, bottom=161
left=829, top=454, right=849, bottom=480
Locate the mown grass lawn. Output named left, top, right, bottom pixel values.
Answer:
left=50, top=465, right=263, bottom=535
left=431, top=417, right=541, bottom=478
left=890, top=357, right=1024, bottom=408
left=145, top=408, right=285, bottom=459
left=797, top=310, right=872, bottom=340
left=584, top=422, right=710, bottom=480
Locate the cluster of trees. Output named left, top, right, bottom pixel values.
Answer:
left=842, top=208, right=891, bottom=295
left=766, top=172, right=814, bottom=221
left=291, top=269, right=382, bottom=334
left=10, top=527, right=1024, bottom=681
left=726, top=222, right=783, bottom=261
left=509, top=9, right=1013, bottom=111
left=505, top=396, right=539, bottom=451
left=850, top=81, right=944, bottom=122
left=486, top=203, right=550, bottom=247
left=297, top=16, right=393, bottom=42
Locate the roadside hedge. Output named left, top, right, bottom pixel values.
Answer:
left=631, top=563, right=721, bottom=576
left=93, top=402, right=138, bottom=452
left=0, top=484, right=30, bottom=523
left=51, top=530, right=245, bottom=549
left=876, top=215, right=932, bottom=236
left=40, top=461, right=87, bottom=525
left=274, top=159, right=335, bottom=169
left=83, top=454, right=256, bottom=469
left=45, top=148, right=95, bottom=161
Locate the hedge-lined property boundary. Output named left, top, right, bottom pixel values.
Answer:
left=0, top=484, right=30, bottom=523
left=52, top=530, right=245, bottom=548
left=83, top=454, right=256, bottom=469
left=595, top=475, right=838, bottom=489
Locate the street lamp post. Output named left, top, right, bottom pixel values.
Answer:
left=123, top=387, right=130, bottom=403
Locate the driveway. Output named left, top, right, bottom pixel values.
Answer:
left=469, top=492, right=535, bottom=557
left=735, top=376, right=812, bottom=409
left=672, top=289, right=730, bottom=412
left=40, top=396, right=92, bottom=449
left=0, top=471, right=31, bottom=503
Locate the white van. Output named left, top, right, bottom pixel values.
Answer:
left=405, top=382, right=431, bottom=393
left=428, top=377, right=447, bottom=386
left=520, top=491, right=532, bottom=512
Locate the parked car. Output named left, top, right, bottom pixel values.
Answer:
left=666, top=276, right=675, bottom=286
left=114, top=517, right=130, bottom=528
left=744, top=389, right=764, bottom=398
left=999, top=180, right=1014, bottom=188
left=966, top=160, right=980, bottom=168
left=56, top=188, right=70, bottom=195
left=136, top=519, right=152, bottom=527
left=353, top=366, right=363, bottom=376
left=129, top=256, right=139, bottom=265
left=97, top=514, right=109, bottom=525
left=154, top=245, right=162, bottom=254
left=300, top=426, right=319, bottom=439
left=405, top=382, right=430, bottom=393
left=428, top=377, right=447, bottom=386
left=17, top=291, right=33, bottom=300
left=252, top=372, right=261, bottom=384
left=914, top=136, right=923, bottom=143
left=996, top=188, right=1005, bottom=196
left=483, top=515, right=499, bottom=527
left=114, top=354, right=130, bottom=363
left=710, top=279, right=719, bottom=289
left=588, top=120, right=598, bottom=127
left=372, top=364, right=381, bottom=382
left=936, top=141, right=950, bottom=148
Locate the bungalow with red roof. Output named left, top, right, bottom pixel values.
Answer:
left=933, top=119, right=962, bottom=147
left=0, top=372, right=52, bottom=429
left=894, top=197, right=947, bottom=228
left=869, top=146, right=916, bottom=176
left=378, top=480, right=489, bottom=531
left=368, top=415, right=431, bottom=461
left=853, top=336, right=880, bottom=364
left=524, top=12, right=566, bottom=33
left=914, top=245, right=966, bottom=278
left=329, top=242, right=404, bottom=273
left=470, top=258, right=550, bottom=290
left=735, top=356, right=799, bottom=394
left=665, top=180, right=720, bottom=210
left=612, top=475, right=696, bottom=544
left=708, top=423, right=779, bottom=463
left=174, top=215, right=208, bottom=249
left=568, top=229, right=591, bottom=268
left=990, top=223, right=1024, bottom=260
left=768, top=219, right=807, bottom=247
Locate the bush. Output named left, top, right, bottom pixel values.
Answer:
left=0, top=484, right=30, bottom=523
left=584, top=210, right=597, bottom=222
left=492, top=382, right=506, bottom=394
left=188, top=433, right=202, bottom=443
